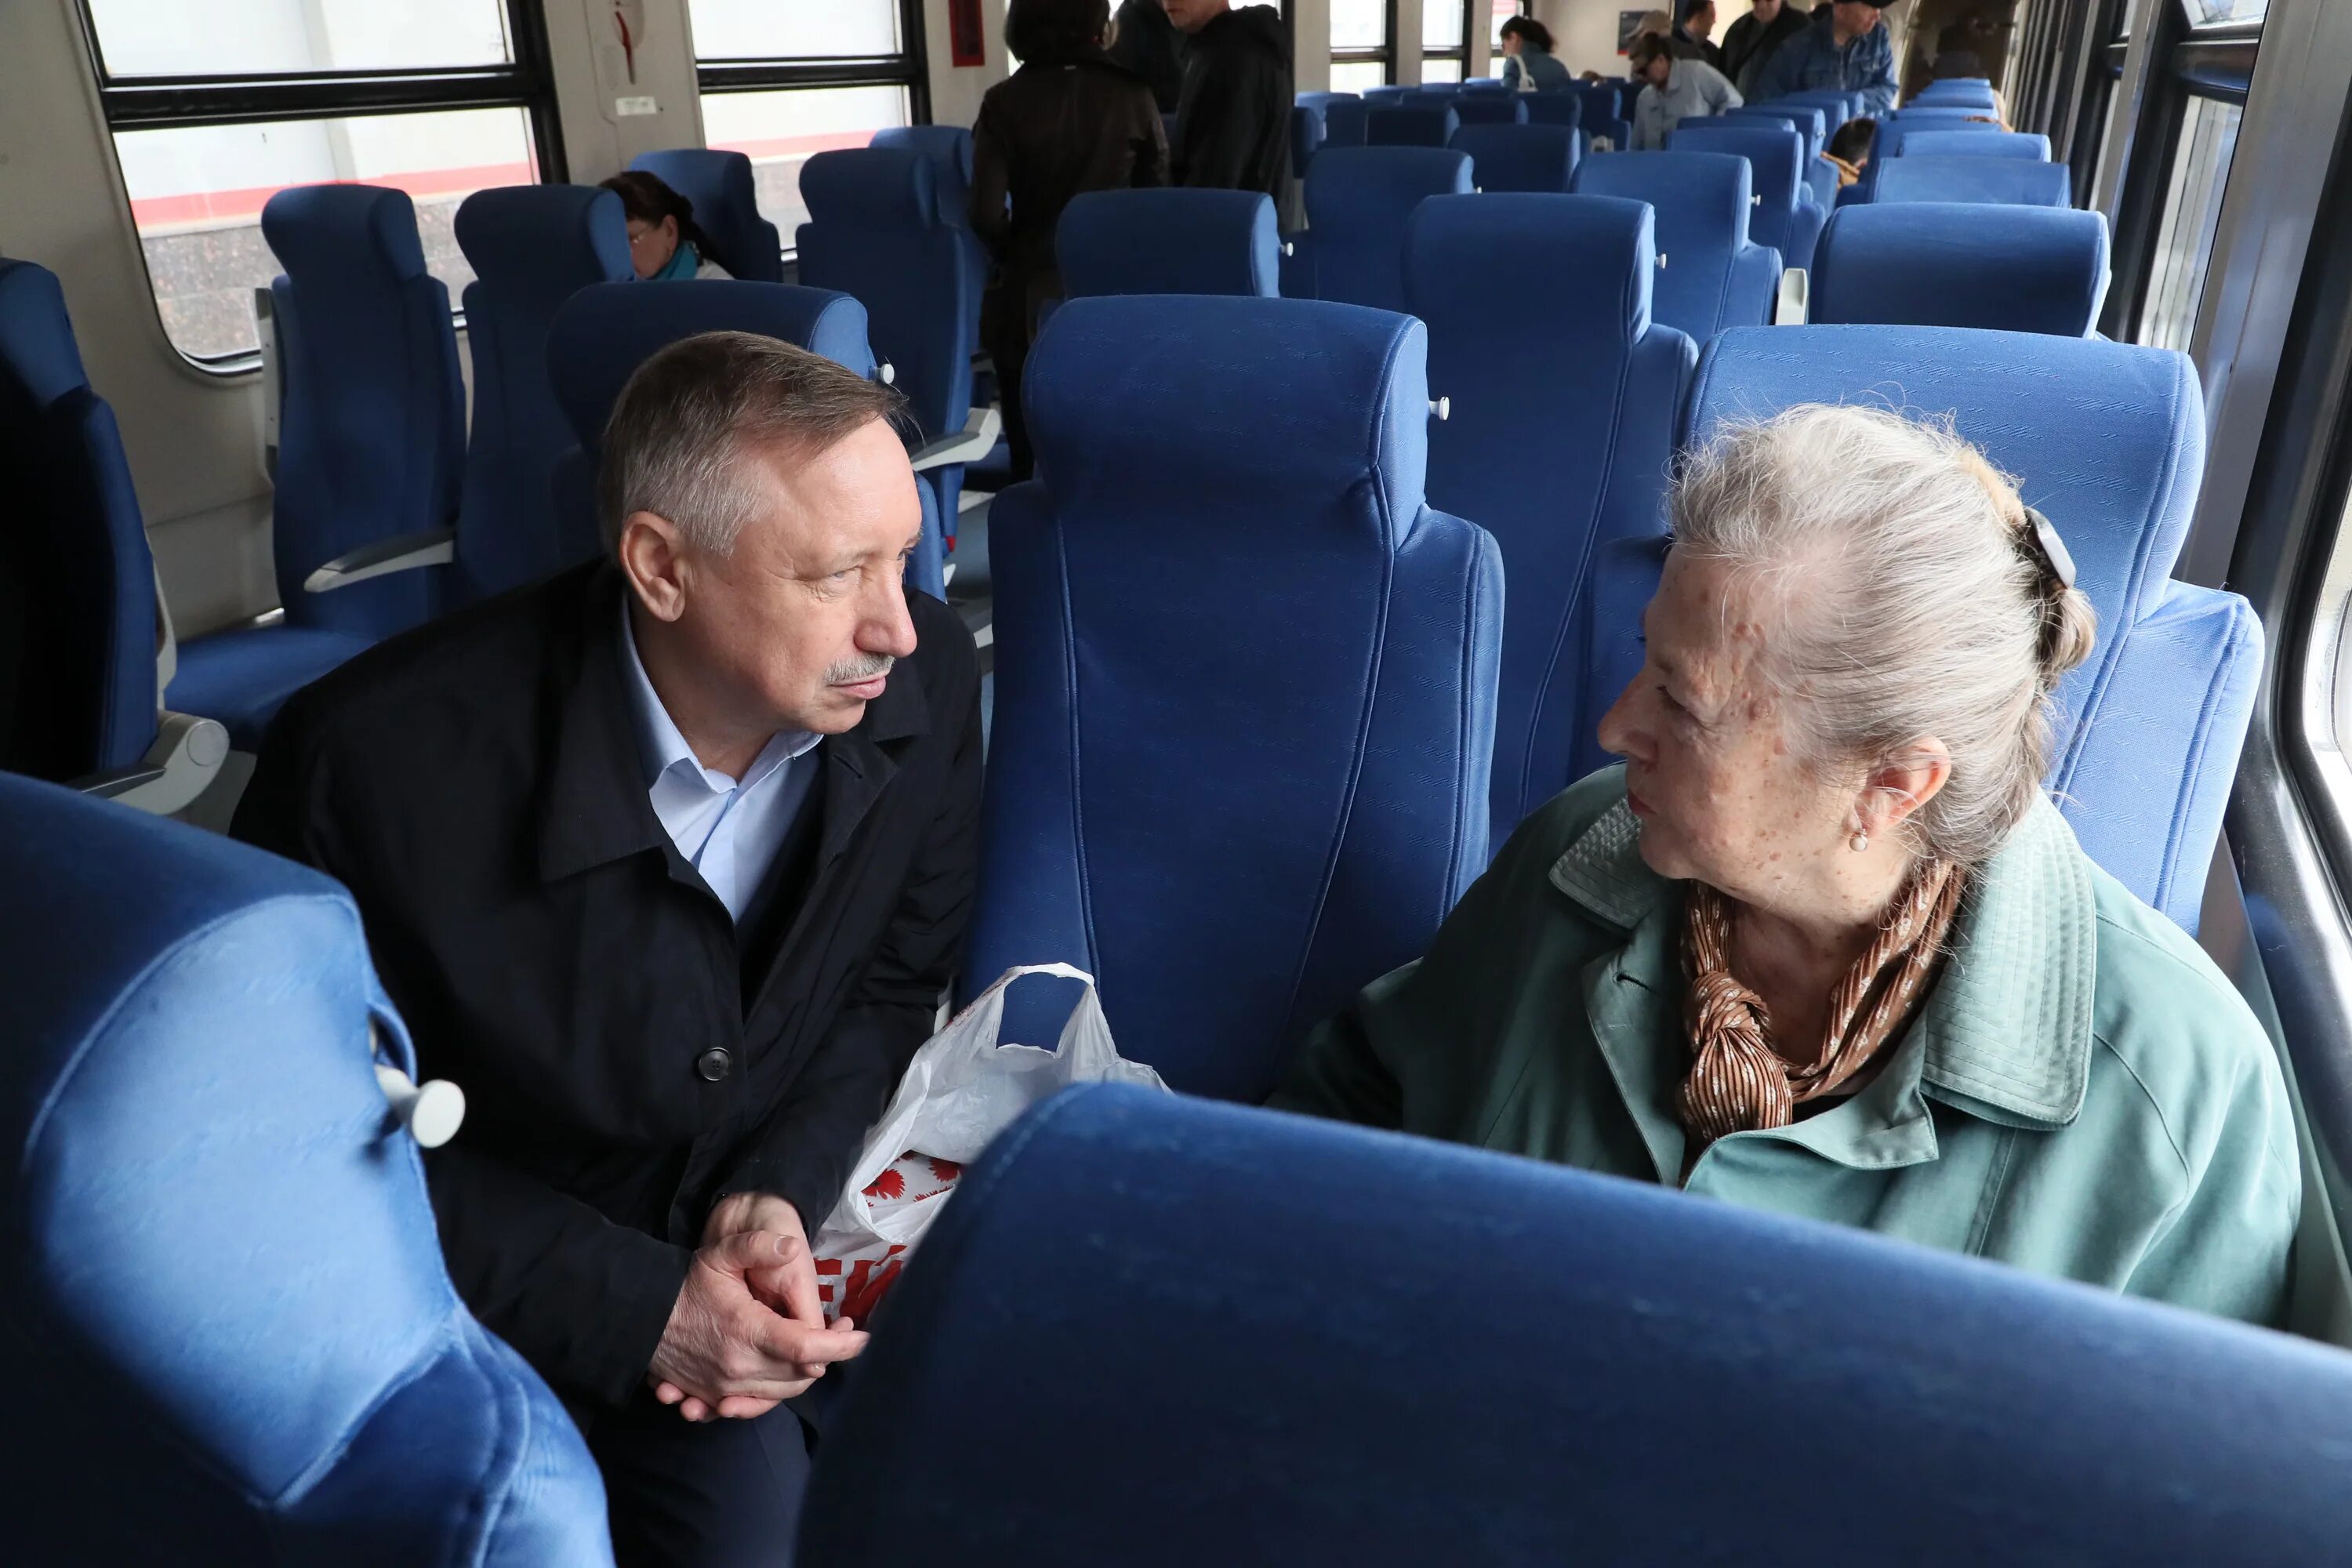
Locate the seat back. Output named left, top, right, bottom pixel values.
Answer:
left=628, top=147, right=785, bottom=281
left=1571, top=152, right=1781, bottom=342
left=0, top=773, right=614, bottom=1566
left=1362, top=85, right=1414, bottom=106
left=1671, top=326, right=2259, bottom=930
left=1058, top=189, right=1281, bottom=297
left=1570, top=82, right=1633, bottom=147
left=1290, top=103, right=1328, bottom=176
left=1874, top=155, right=2073, bottom=206
left=1896, top=128, right=2053, bottom=160
left=1323, top=95, right=1372, bottom=148
left=452, top=185, right=633, bottom=601
left=1914, top=81, right=2000, bottom=110
left=1448, top=123, right=1579, bottom=192
left=1407, top=195, right=1694, bottom=825
left=1813, top=205, right=2109, bottom=336
left=260, top=184, right=463, bottom=639
left=543, top=279, right=880, bottom=555
left=1523, top=91, right=1584, bottom=130
left=801, top=1083, right=2352, bottom=1567
left=1723, top=103, right=1826, bottom=156
left=1452, top=95, right=1529, bottom=126
left=1882, top=116, right=2002, bottom=156
left=1668, top=120, right=1823, bottom=268
left=1366, top=103, right=1461, bottom=147
left=0, top=260, right=157, bottom=782
left=1299, top=146, right=1475, bottom=312
left=869, top=124, right=976, bottom=230
left=964, top=296, right=1501, bottom=1100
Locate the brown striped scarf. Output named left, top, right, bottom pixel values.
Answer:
left=1677, top=862, right=1965, bottom=1152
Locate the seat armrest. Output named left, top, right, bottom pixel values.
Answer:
left=1776, top=267, right=1809, bottom=325
left=303, top=526, right=456, bottom=593
left=909, top=407, right=1004, bottom=474
left=71, top=710, right=230, bottom=816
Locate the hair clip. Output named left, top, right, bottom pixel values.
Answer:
left=2023, top=506, right=2076, bottom=591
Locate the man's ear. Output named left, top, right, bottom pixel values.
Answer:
left=618, top=511, right=691, bottom=623
left=1861, top=737, right=1955, bottom=835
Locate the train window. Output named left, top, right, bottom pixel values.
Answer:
left=2136, top=93, right=2242, bottom=351
left=71, top=0, right=561, bottom=371
left=1492, top=0, right=1528, bottom=51
left=1332, top=0, right=1396, bottom=89
left=690, top=0, right=927, bottom=256
left=1424, top=0, right=1471, bottom=82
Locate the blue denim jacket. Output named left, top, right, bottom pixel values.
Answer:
left=1752, top=14, right=1897, bottom=118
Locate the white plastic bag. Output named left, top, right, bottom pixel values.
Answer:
left=810, top=964, right=1166, bottom=1321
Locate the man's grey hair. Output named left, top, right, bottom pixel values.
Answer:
left=1670, top=404, right=2099, bottom=867
left=597, top=330, right=906, bottom=556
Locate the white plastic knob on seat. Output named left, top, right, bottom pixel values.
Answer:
left=375, top=1062, right=466, bottom=1148
left=1429, top=396, right=1450, bottom=422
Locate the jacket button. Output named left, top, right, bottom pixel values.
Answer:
left=695, top=1047, right=733, bottom=1083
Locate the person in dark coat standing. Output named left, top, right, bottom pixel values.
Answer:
left=1163, top=0, right=1292, bottom=200
left=1721, top=0, right=1812, bottom=93
left=234, top=332, right=982, bottom=1568
left=971, top=0, right=1167, bottom=480
left=1108, top=0, right=1188, bottom=111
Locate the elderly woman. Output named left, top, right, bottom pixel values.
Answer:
left=1273, top=405, right=2299, bottom=1327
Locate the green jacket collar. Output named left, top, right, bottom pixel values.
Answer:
left=1549, top=775, right=2099, bottom=1140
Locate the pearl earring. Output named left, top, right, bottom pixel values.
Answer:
left=1849, top=827, right=1870, bottom=853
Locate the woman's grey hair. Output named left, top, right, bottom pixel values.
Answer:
left=597, top=330, right=906, bottom=556
left=1671, top=404, right=2099, bottom=867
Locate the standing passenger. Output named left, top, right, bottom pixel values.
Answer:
left=1498, top=16, right=1573, bottom=92
left=1678, top=0, right=1728, bottom=71
left=1629, top=31, right=1742, bottom=150
left=1162, top=0, right=1293, bottom=200
left=1721, top=0, right=1811, bottom=94
left=1108, top=0, right=1189, bottom=112
left=1751, top=0, right=1898, bottom=118
left=971, top=0, right=1168, bottom=481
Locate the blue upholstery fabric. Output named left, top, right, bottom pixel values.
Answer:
left=962, top=296, right=1501, bottom=1100
left=452, top=185, right=634, bottom=602
left=1571, top=153, right=1781, bottom=342
left=1775, top=88, right=1864, bottom=132
left=1298, top=147, right=1475, bottom=312
left=869, top=125, right=977, bottom=230
left=1367, top=104, right=1461, bottom=147
left=797, top=147, right=984, bottom=531
left=1668, top=121, right=1825, bottom=270
left=1897, top=128, right=2054, bottom=160
left=1882, top=117, right=2002, bottom=156
left=1362, top=85, right=1413, bottom=106
left=1915, top=80, right=1998, bottom=108
left=260, top=184, right=462, bottom=641
left=1523, top=91, right=1584, bottom=130
left=1058, top=189, right=1281, bottom=297
left=1406, top=195, right=1693, bottom=826
left=0, top=260, right=158, bottom=779
left=1290, top=103, right=1327, bottom=176
left=1725, top=103, right=1826, bottom=155
left=1570, top=81, right=1621, bottom=129
left=800, top=1083, right=2352, bottom=1568
left=1448, top=123, right=1579, bottom=193
left=628, top=147, right=786, bottom=281
left=0, top=772, right=613, bottom=1566
left=1452, top=95, right=1528, bottom=126
left=166, top=625, right=376, bottom=753
left=1664, top=327, right=2258, bottom=931
left=1323, top=96, right=1371, bottom=148
left=1874, top=155, right=2074, bottom=206
left=541, top=279, right=880, bottom=566
left=1813, top=204, right=2110, bottom=336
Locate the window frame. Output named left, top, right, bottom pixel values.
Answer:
left=692, top=0, right=931, bottom=118
left=72, top=0, right=564, bottom=375
left=1332, top=0, right=1401, bottom=89
left=1421, top=0, right=1478, bottom=80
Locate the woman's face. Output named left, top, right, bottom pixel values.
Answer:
left=1501, top=31, right=1523, bottom=55
left=1596, top=550, right=1858, bottom=906
left=626, top=213, right=681, bottom=279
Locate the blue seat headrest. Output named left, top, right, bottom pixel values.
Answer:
left=870, top=124, right=976, bottom=186
left=1813, top=204, right=2110, bottom=336
left=261, top=183, right=430, bottom=284
left=1574, top=151, right=1757, bottom=249
left=1447, top=123, right=1579, bottom=192
left=1410, top=194, right=1655, bottom=338
left=1875, top=157, right=2073, bottom=206
left=454, top=183, right=632, bottom=289
left=1057, top=189, right=1279, bottom=298
left=1897, top=129, right=2052, bottom=159
left=800, top=145, right=941, bottom=231
left=1307, top=145, right=1478, bottom=214
left=1367, top=104, right=1461, bottom=146
left=0, top=260, right=91, bottom=408
left=1025, top=295, right=1432, bottom=545
left=1523, top=93, right=1584, bottom=129
left=1668, top=122, right=1804, bottom=209
left=546, top=280, right=877, bottom=452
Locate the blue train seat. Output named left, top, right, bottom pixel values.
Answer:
left=1812, top=204, right=2110, bottom=336
left=1449, top=122, right=1579, bottom=192
left=1881, top=116, right=2003, bottom=156
left=1572, top=152, right=1781, bottom=342
left=803, top=1084, right=2352, bottom=1568
left=869, top=124, right=978, bottom=230
left=1367, top=103, right=1461, bottom=147
left=963, top=296, right=1501, bottom=1100
left=0, top=260, right=227, bottom=808
left=1406, top=194, right=1695, bottom=826
left=628, top=147, right=785, bottom=281
left=1452, top=94, right=1529, bottom=126
left=1669, top=120, right=1826, bottom=270
left=1058, top=189, right=1281, bottom=297
left=0, top=771, right=614, bottom=1565
left=1523, top=90, right=1584, bottom=131
left=1613, top=326, right=2260, bottom=931
left=1323, top=95, right=1372, bottom=148
left=445, top=185, right=634, bottom=604
left=797, top=146, right=994, bottom=569
left=1873, top=155, right=2074, bottom=206
left=1292, top=146, right=1474, bottom=312
left=1896, top=128, right=2053, bottom=160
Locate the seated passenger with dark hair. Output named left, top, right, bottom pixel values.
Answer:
left=235, top=332, right=982, bottom=1567
left=602, top=169, right=735, bottom=281
left=1276, top=405, right=2299, bottom=1328
left=1824, top=115, right=1876, bottom=183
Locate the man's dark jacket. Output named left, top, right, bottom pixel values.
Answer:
left=1108, top=0, right=1188, bottom=113
left=234, top=563, right=982, bottom=1409
left=1722, top=4, right=1811, bottom=93
left=1171, top=3, right=1292, bottom=200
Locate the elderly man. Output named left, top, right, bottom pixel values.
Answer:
left=1752, top=0, right=1898, bottom=117
left=1630, top=30, right=1743, bottom=149
left=235, top=332, right=981, bottom=1568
